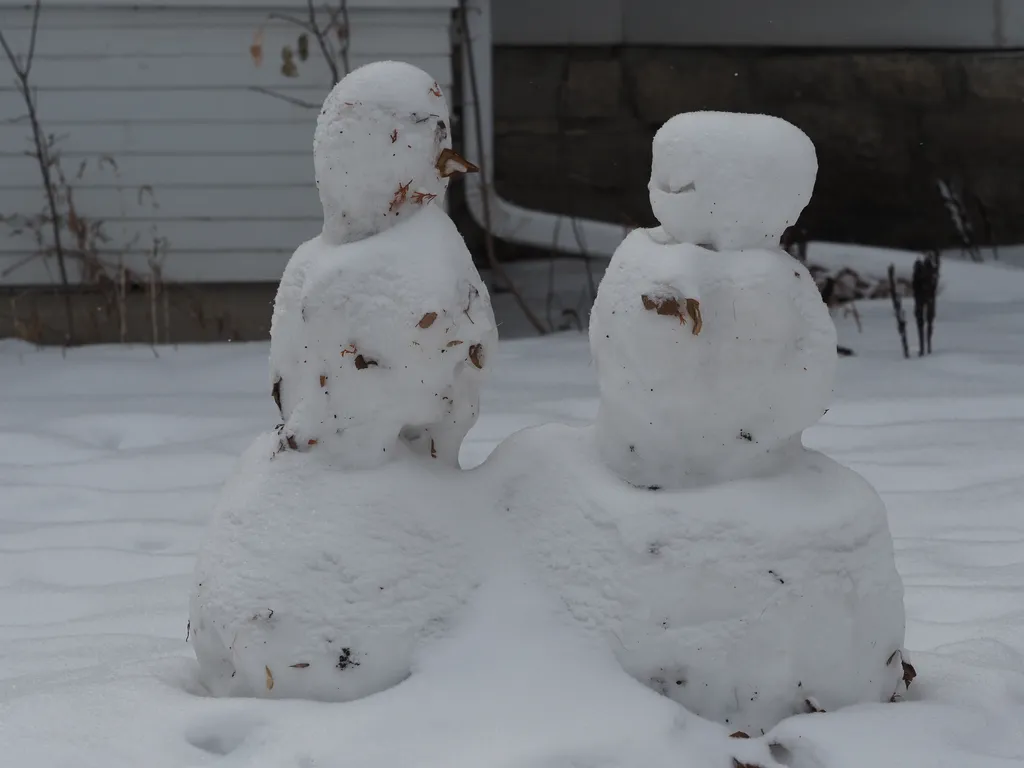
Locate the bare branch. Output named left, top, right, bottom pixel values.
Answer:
left=267, top=12, right=316, bottom=33
left=457, top=0, right=548, bottom=335
left=248, top=85, right=320, bottom=109
left=0, top=26, right=20, bottom=74
left=24, top=0, right=42, bottom=78
left=308, top=0, right=339, bottom=84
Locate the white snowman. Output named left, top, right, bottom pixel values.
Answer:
left=189, top=60, right=497, bottom=701
left=483, top=111, right=909, bottom=735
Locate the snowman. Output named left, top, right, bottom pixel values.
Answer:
left=189, top=60, right=497, bottom=701
left=483, top=111, right=908, bottom=734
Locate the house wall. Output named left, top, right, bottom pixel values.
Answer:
left=0, top=0, right=456, bottom=287
left=484, top=0, right=1024, bottom=251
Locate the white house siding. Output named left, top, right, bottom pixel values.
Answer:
left=0, top=0, right=457, bottom=285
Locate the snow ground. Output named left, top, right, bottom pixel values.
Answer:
left=2, top=258, right=1024, bottom=767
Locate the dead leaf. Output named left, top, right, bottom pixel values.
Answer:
left=436, top=148, right=479, bottom=178
left=412, top=191, right=437, bottom=205
left=307, top=438, right=318, bottom=446
left=340, top=344, right=357, bottom=357
left=272, top=379, right=282, bottom=414
left=468, top=344, right=485, bottom=369
left=389, top=180, right=412, bottom=212
left=286, top=435, right=298, bottom=450
left=265, top=666, right=274, bottom=690
left=319, top=374, right=327, bottom=388
left=354, top=354, right=377, bottom=370
left=418, top=312, right=438, bottom=329
left=446, top=340, right=464, bottom=347
left=430, top=439, right=437, bottom=459
left=902, top=660, right=917, bottom=688
left=290, top=662, right=310, bottom=669
left=429, top=82, right=442, bottom=97
left=803, top=697, right=825, bottom=713
left=729, top=731, right=750, bottom=739
left=390, top=129, right=398, bottom=143
left=249, top=28, right=264, bottom=66
left=280, top=46, right=298, bottom=78
left=685, top=297, right=703, bottom=335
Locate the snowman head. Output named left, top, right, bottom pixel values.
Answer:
left=648, top=111, right=817, bottom=251
left=313, top=61, right=477, bottom=244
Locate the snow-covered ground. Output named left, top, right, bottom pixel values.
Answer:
left=2, top=257, right=1024, bottom=767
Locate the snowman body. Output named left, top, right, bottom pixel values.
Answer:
left=189, top=61, right=496, bottom=700
left=489, top=111, right=907, bottom=733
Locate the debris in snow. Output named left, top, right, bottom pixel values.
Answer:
left=265, top=666, right=274, bottom=691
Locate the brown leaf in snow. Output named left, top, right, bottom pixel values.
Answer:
left=412, top=191, right=437, bottom=205
left=418, top=312, right=438, bottom=329
left=390, top=129, right=398, bottom=143
left=290, top=662, right=310, bottom=669
left=902, top=660, right=917, bottom=688
left=354, top=355, right=377, bottom=370
left=468, top=344, right=484, bottom=369
left=307, top=438, right=318, bottom=446
left=430, top=439, right=437, bottom=459
left=286, top=435, right=298, bottom=450
left=429, top=82, right=442, bottom=97
left=446, top=340, right=464, bottom=347
left=729, top=731, right=750, bottom=739
left=319, top=374, right=327, bottom=388
left=265, top=666, right=274, bottom=690
left=685, top=297, right=703, bottom=335
left=435, top=148, right=479, bottom=178
left=272, top=379, right=282, bottom=414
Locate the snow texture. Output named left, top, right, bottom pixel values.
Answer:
left=2, top=256, right=1024, bottom=765
left=190, top=434, right=488, bottom=701
left=648, top=111, right=817, bottom=251
left=488, top=111, right=902, bottom=735
left=484, top=423, right=906, bottom=735
left=190, top=60, right=497, bottom=701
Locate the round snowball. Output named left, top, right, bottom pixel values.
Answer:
left=648, top=111, right=817, bottom=250
left=590, top=233, right=837, bottom=489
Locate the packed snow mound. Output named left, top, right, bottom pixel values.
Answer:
left=190, top=431, right=488, bottom=701
left=485, top=422, right=907, bottom=736
left=313, top=60, right=473, bottom=245
left=268, top=205, right=495, bottom=467
left=590, top=233, right=837, bottom=488
left=648, top=111, right=817, bottom=250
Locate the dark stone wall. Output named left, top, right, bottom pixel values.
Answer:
left=488, top=46, right=1024, bottom=250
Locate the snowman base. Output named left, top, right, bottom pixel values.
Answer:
left=189, top=432, right=484, bottom=702
left=490, top=422, right=908, bottom=735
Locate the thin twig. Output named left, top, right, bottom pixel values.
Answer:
left=307, top=0, right=339, bottom=84
left=267, top=12, right=316, bottom=33
left=1, top=0, right=75, bottom=343
left=457, top=0, right=547, bottom=335
left=248, top=85, right=320, bottom=109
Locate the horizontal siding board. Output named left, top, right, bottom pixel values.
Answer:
left=0, top=68, right=451, bottom=122
left=0, top=52, right=453, bottom=90
left=0, top=185, right=322, bottom=219
left=0, top=153, right=314, bottom=187
left=0, top=217, right=320, bottom=254
left=0, top=250, right=295, bottom=286
left=2, top=16, right=450, bottom=58
left=0, top=1, right=457, bottom=13
left=0, top=122, right=314, bottom=155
